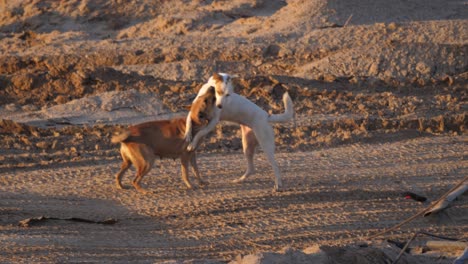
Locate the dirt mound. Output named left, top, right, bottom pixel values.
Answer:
left=1, top=0, right=466, bottom=86
left=231, top=243, right=443, bottom=264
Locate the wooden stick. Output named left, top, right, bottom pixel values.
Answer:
left=426, top=241, right=468, bottom=251
left=424, top=184, right=467, bottom=217
left=392, top=232, right=418, bottom=264
left=343, top=14, right=353, bottom=27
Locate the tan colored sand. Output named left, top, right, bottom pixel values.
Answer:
left=0, top=0, right=466, bottom=262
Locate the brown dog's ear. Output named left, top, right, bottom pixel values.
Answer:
left=183, top=105, right=192, bottom=110
left=212, top=72, right=223, bottom=82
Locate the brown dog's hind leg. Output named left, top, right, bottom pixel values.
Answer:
left=180, top=156, right=193, bottom=189
left=131, top=147, right=155, bottom=194
left=132, top=163, right=152, bottom=194
left=115, top=148, right=132, bottom=189
left=115, top=160, right=131, bottom=189
left=190, top=153, right=208, bottom=186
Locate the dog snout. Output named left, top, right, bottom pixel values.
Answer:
left=216, top=104, right=223, bottom=109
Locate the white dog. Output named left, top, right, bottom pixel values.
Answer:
left=184, top=73, right=294, bottom=191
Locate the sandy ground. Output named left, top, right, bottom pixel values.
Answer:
left=0, top=0, right=467, bottom=263
left=1, top=134, right=466, bottom=263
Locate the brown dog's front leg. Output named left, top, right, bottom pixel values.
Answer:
left=190, top=154, right=208, bottom=186
left=180, top=156, right=193, bottom=189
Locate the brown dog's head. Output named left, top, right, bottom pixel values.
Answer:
left=189, top=86, right=216, bottom=126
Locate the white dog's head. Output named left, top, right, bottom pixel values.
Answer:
left=208, top=73, right=236, bottom=109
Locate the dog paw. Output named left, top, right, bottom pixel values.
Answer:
left=116, top=184, right=127, bottom=190
left=273, top=184, right=284, bottom=192
left=136, top=188, right=150, bottom=194
left=199, top=180, right=209, bottom=186
left=187, top=143, right=196, bottom=152
left=232, top=176, right=247, bottom=183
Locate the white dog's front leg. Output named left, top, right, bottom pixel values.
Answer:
left=187, top=114, right=219, bottom=152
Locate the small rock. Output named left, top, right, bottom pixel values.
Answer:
left=278, top=46, right=293, bottom=58
left=441, top=75, right=454, bottom=86
left=368, top=62, right=379, bottom=76
left=21, top=104, right=38, bottom=111
left=54, top=95, right=68, bottom=104
left=134, top=49, right=144, bottom=56
left=262, top=44, right=280, bottom=58
left=51, top=140, right=59, bottom=149
left=387, top=22, right=398, bottom=31
left=415, top=62, right=432, bottom=75
left=322, top=74, right=336, bottom=82
left=349, top=76, right=359, bottom=84
left=5, top=103, right=19, bottom=112
left=10, top=73, right=34, bottom=91
left=170, top=85, right=182, bottom=93
left=253, top=59, right=263, bottom=67
left=36, top=141, right=50, bottom=149
left=20, top=137, right=31, bottom=145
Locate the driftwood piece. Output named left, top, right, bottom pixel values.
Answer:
left=424, top=183, right=467, bottom=217
left=368, top=175, right=468, bottom=239
left=18, top=216, right=118, bottom=227
left=426, top=241, right=468, bottom=251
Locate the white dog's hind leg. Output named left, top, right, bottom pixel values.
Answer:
left=255, top=125, right=282, bottom=191
left=233, top=125, right=257, bottom=183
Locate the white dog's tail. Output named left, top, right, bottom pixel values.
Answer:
left=268, top=92, right=294, bottom=123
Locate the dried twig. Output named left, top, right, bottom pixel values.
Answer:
left=343, top=14, right=353, bottom=27
left=18, top=216, right=117, bottom=227
left=424, top=183, right=467, bottom=217
left=392, top=232, right=418, bottom=264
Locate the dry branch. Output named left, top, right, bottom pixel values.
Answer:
left=426, top=241, right=467, bottom=251
left=424, top=183, right=467, bottom=217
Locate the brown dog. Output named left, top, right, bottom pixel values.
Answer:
left=111, top=87, right=216, bottom=193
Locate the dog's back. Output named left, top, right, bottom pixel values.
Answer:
left=112, top=119, right=187, bottom=159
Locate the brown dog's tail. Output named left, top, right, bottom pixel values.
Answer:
left=111, top=130, right=131, bottom=144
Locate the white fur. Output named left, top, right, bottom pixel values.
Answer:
left=184, top=73, right=294, bottom=191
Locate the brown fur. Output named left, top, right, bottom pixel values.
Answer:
left=111, top=87, right=216, bottom=193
